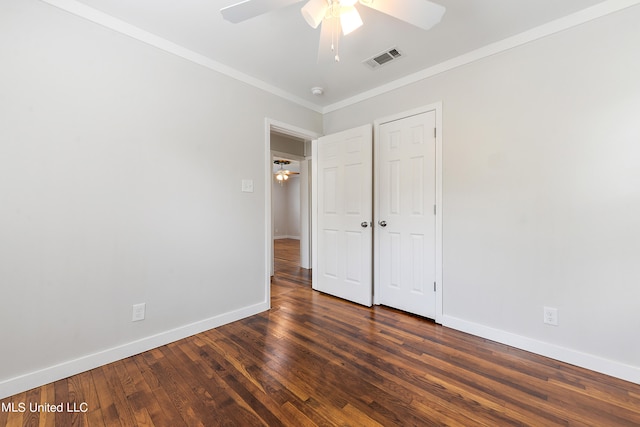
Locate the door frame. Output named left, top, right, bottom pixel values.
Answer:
left=264, top=118, right=320, bottom=305
left=373, top=102, right=443, bottom=324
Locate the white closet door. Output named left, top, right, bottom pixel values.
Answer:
left=314, top=125, right=373, bottom=306
left=376, top=111, right=437, bottom=318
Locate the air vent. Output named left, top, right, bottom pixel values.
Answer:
left=363, top=47, right=404, bottom=69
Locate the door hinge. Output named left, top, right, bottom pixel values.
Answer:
left=434, top=282, right=436, bottom=292
left=434, top=127, right=437, bottom=138
left=434, top=204, right=436, bottom=215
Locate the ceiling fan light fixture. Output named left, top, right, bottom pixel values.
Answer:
left=221, top=0, right=447, bottom=65
left=274, top=159, right=293, bottom=185
left=340, top=6, right=363, bottom=35
left=301, top=0, right=328, bottom=29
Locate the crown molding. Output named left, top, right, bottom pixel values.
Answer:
left=39, top=0, right=640, bottom=116
left=39, top=0, right=324, bottom=113
left=321, top=0, right=640, bottom=113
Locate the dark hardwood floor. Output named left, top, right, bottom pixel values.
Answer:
left=2, top=238, right=639, bottom=426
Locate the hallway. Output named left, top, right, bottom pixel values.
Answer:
left=272, top=238, right=311, bottom=294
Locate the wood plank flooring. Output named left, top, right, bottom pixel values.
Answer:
left=2, top=238, right=640, bottom=426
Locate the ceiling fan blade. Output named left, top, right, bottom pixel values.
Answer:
left=340, top=6, right=363, bottom=35
left=301, top=0, right=329, bottom=28
left=358, top=0, right=445, bottom=31
left=221, top=0, right=302, bottom=23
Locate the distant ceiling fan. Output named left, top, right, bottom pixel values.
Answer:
left=221, top=0, right=445, bottom=62
left=273, top=160, right=299, bottom=185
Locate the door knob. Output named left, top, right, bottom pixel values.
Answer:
left=361, top=221, right=369, bottom=228
left=378, top=220, right=387, bottom=227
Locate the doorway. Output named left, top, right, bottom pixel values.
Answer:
left=264, top=119, right=319, bottom=304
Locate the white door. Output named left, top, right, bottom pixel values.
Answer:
left=314, top=125, right=373, bottom=306
left=376, top=111, right=437, bottom=318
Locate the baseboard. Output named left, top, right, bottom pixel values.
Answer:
left=442, top=315, right=640, bottom=385
left=0, top=301, right=269, bottom=400
left=274, top=235, right=300, bottom=240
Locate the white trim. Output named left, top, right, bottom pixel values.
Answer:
left=434, top=106, right=443, bottom=325
left=266, top=121, right=274, bottom=280
left=372, top=123, right=380, bottom=307
left=40, top=0, right=640, bottom=115
left=299, top=158, right=312, bottom=269
left=274, top=235, right=301, bottom=240
left=269, top=120, right=322, bottom=141
left=372, top=103, right=444, bottom=324
left=39, top=0, right=322, bottom=113
left=311, top=140, right=319, bottom=277
left=265, top=118, right=320, bottom=285
left=443, top=315, right=640, bottom=385
left=0, top=301, right=269, bottom=400
left=321, top=0, right=640, bottom=113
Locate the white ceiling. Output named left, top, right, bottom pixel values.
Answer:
left=65, top=0, right=609, bottom=109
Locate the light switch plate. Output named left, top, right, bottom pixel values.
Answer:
left=241, top=179, right=254, bottom=193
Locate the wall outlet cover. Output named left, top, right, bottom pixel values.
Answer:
left=132, top=303, right=146, bottom=322
left=543, top=306, right=558, bottom=326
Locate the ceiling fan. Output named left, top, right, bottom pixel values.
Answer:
left=221, top=0, right=445, bottom=62
left=273, top=160, right=299, bottom=184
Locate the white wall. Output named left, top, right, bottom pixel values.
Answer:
left=273, top=176, right=301, bottom=239
left=0, top=0, right=321, bottom=397
left=271, top=133, right=305, bottom=157
left=287, top=176, right=301, bottom=238
left=324, top=5, right=640, bottom=381
left=271, top=133, right=304, bottom=240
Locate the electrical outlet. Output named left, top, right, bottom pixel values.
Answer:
left=132, top=303, right=146, bottom=322
left=543, top=306, right=558, bottom=326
